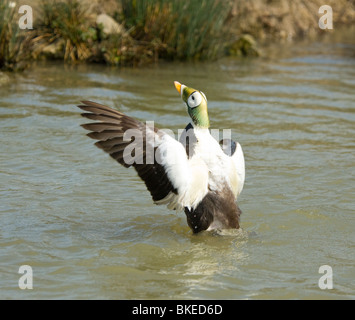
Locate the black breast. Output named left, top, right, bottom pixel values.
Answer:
left=184, top=189, right=241, bottom=233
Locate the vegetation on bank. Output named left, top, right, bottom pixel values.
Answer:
left=0, top=0, right=354, bottom=71
left=0, top=0, right=32, bottom=71
left=1, top=0, right=237, bottom=70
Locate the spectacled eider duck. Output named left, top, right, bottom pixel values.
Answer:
left=78, top=81, right=245, bottom=233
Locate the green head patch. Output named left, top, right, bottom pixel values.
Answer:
left=174, top=81, right=210, bottom=128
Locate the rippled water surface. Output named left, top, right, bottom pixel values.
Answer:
left=1, top=32, right=354, bottom=299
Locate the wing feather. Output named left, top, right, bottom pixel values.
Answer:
left=219, top=138, right=245, bottom=196
left=78, top=101, right=192, bottom=205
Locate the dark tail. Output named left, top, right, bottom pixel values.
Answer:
left=184, top=190, right=241, bottom=233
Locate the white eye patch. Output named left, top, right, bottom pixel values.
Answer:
left=201, top=91, right=207, bottom=102
left=187, top=91, right=202, bottom=108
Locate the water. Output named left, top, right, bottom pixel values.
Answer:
left=1, top=32, right=354, bottom=299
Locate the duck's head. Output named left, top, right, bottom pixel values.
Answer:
left=174, top=81, right=210, bottom=129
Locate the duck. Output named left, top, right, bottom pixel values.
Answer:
left=78, top=81, right=245, bottom=233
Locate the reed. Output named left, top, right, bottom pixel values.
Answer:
left=31, top=0, right=97, bottom=62
left=0, top=0, right=31, bottom=71
left=117, top=0, right=234, bottom=61
left=99, top=33, right=155, bottom=67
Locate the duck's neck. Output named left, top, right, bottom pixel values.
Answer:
left=189, top=107, right=210, bottom=129
left=190, top=121, right=210, bottom=133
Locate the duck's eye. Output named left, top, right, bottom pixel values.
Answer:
left=187, top=92, right=202, bottom=108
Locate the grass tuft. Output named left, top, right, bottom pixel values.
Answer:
left=30, top=0, right=98, bottom=62
left=117, top=0, right=234, bottom=62
left=0, top=0, right=32, bottom=71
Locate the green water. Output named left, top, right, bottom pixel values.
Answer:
left=0, top=33, right=354, bottom=299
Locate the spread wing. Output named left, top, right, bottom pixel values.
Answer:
left=78, top=101, right=192, bottom=207
left=220, top=138, right=245, bottom=196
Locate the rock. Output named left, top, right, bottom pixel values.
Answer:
left=96, top=13, right=123, bottom=35
left=0, top=72, right=10, bottom=86
left=41, top=39, right=65, bottom=59
left=228, top=34, right=260, bottom=57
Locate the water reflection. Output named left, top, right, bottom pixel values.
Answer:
left=89, top=223, right=250, bottom=299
